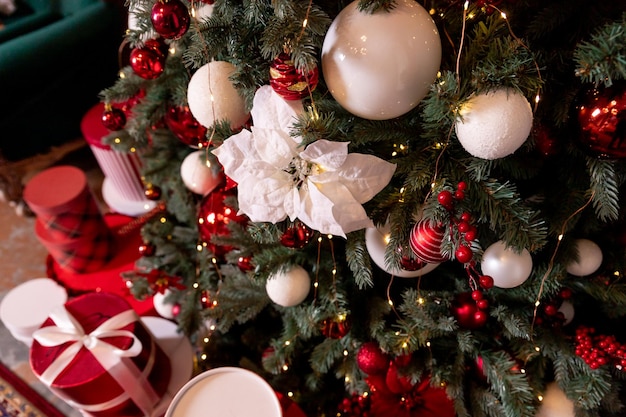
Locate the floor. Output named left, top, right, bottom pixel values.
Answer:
left=0, top=140, right=106, bottom=417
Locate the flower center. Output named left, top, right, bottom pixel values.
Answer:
left=285, top=156, right=319, bottom=188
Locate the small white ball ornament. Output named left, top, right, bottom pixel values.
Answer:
left=266, top=265, right=311, bottom=307
left=321, top=0, right=441, bottom=120
left=535, top=382, right=575, bottom=417
left=180, top=150, right=223, bottom=195
left=365, top=223, right=439, bottom=278
left=187, top=61, right=250, bottom=129
left=481, top=240, right=533, bottom=288
left=153, top=289, right=175, bottom=320
left=566, top=238, right=603, bottom=276
left=455, top=89, right=533, bottom=160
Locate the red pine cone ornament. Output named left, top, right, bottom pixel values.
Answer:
left=269, top=52, right=319, bottom=100
left=151, top=0, right=190, bottom=40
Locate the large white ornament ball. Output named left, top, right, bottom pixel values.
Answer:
left=481, top=240, right=533, bottom=288
left=365, top=223, right=439, bottom=278
left=535, top=382, right=575, bottom=417
left=321, top=0, right=441, bottom=120
left=266, top=266, right=311, bottom=307
left=153, top=289, right=175, bottom=320
left=187, top=61, right=249, bottom=129
left=180, top=150, right=223, bottom=195
left=566, top=238, right=603, bottom=276
left=455, top=89, right=533, bottom=160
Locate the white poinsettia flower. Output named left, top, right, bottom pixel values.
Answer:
left=212, top=85, right=396, bottom=238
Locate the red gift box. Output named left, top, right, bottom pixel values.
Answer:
left=30, top=292, right=172, bottom=417
left=23, top=165, right=110, bottom=241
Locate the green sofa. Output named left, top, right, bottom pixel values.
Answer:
left=0, top=0, right=124, bottom=161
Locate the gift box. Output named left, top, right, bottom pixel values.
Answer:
left=30, top=292, right=172, bottom=417
left=23, top=165, right=110, bottom=241
left=0, top=278, right=68, bottom=346
left=82, top=103, right=156, bottom=216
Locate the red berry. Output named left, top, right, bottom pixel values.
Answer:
left=457, top=181, right=467, bottom=191
left=473, top=310, right=488, bottom=327
left=479, top=275, right=494, bottom=289
left=458, top=221, right=471, bottom=233
left=476, top=299, right=489, bottom=310
left=471, top=290, right=483, bottom=301
left=544, top=304, right=558, bottom=316
left=460, top=212, right=472, bottom=222
left=437, top=190, right=454, bottom=209
left=454, top=190, right=465, bottom=200
left=464, top=228, right=477, bottom=241
left=455, top=245, right=473, bottom=263
left=559, top=288, right=573, bottom=299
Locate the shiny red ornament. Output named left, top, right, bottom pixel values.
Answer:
left=165, top=105, right=209, bottom=148
left=198, top=189, right=248, bottom=257
left=269, top=52, right=319, bottom=100
left=280, top=222, right=313, bottom=249
left=101, top=106, right=126, bottom=131
left=130, top=40, right=166, bottom=80
left=357, top=342, right=390, bottom=376
left=409, top=220, right=447, bottom=264
left=138, top=242, right=156, bottom=257
left=151, top=0, right=190, bottom=40
left=320, top=315, right=351, bottom=339
left=237, top=256, right=254, bottom=272
left=144, top=184, right=162, bottom=200
left=452, top=292, right=487, bottom=329
left=575, top=81, right=626, bottom=159
left=200, top=290, right=215, bottom=309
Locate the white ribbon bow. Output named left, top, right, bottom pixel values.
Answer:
left=33, top=305, right=160, bottom=415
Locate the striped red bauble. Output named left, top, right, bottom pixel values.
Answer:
left=409, top=219, right=447, bottom=263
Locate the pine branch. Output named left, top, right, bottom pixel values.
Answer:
left=586, top=157, right=620, bottom=222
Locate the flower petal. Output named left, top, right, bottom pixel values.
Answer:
left=313, top=153, right=396, bottom=204
left=298, top=179, right=374, bottom=238
left=251, top=85, right=303, bottom=130
left=237, top=174, right=292, bottom=223
left=252, top=126, right=299, bottom=168
left=211, top=129, right=257, bottom=183
left=299, top=140, right=348, bottom=170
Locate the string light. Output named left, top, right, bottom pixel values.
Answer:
left=193, top=282, right=199, bottom=289
left=114, top=138, right=121, bottom=144
left=538, top=395, right=544, bottom=402
left=196, top=244, right=203, bottom=251
left=160, top=216, right=167, bottom=223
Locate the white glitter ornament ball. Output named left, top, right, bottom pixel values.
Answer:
left=180, top=150, right=223, bottom=195
left=481, top=240, right=533, bottom=288
left=455, top=89, right=533, bottom=160
left=566, top=238, right=603, bottom=276
left=321, top=0, right=441, bottom=120
left=365, top=223, right=439, bottom=278
left=266, top=265, right=311, bottom=307
left=187, top=61, right=249, bottom=129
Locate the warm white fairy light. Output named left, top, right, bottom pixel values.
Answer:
left=130, top=147, right=136, bottom=153
left=302, top=18, right=308, bottom=28
left=288, top=392, right=294, bottom=398
left=119, top=71, right=126, bottom=79
left=535, top=346, right=541, bottom=352
left=535, top=300, right=541, bottom=307
left=313, top=282, right=319, bottom=288
left=196, top=244, right=203, bottom=251
left=558, top=234, right=564, bottom=241
left=282, top=364, right=289, bottom=371
left=200, top=353, right=207, bottom=360
left=160, top=216, right=167, bottom=223
left=193, top=282, right=199, bottom=288
left=114, top=137, right=121, bottom=144
left=401, top=341, right=408, bottom=349
left=535, top=94, right=541, bottom=104
left=203, top=336, right=209, bottom=343
left=538, top=395, right=544, bottom=401
left=285, top=340, right=291, bottom=346
left=500, top=11, right=507, bottom=19
left=388, top=299, right=394, bottom=306
left=343, top=350, right=349, bottom=357
left=417, top=297, right=425, bottom=305
left=426, top=341, right=431, bottom=347
left=344, top=375, right=350, bottom=383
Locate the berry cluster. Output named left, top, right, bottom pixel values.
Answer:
left=534, top=288, right=573, bottom=328
left=436, top=182, right=478, bottom=264
left=465, top=263, right=495, bottom=324
left=575, top=325, right=626, bottom=370
left=338, top=393, right=371, bottom=417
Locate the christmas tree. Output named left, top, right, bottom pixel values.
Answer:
left=99, top=0, right=626, bottom=416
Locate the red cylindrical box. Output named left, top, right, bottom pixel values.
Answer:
left=23, top=165, right=109, bottom=241
left=30, top=292, right=172, bottom=417
left=35, top=219, right=112, bottom=274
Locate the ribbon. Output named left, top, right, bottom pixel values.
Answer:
left=33, top=305, right=161, bottom=415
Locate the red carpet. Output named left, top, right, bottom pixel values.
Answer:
left=0, top=361, right=65, bottom=417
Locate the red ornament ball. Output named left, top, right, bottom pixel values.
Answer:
left=280, top=222, right=313, bottom=249
left=237, top=256, right=254, bottom=272
left=138, top=242, right=156, bottom=257
left=320, top=315, right=351, bottom=339
left=165, top=105, right=209, bottom=148
left=575, top=81, right=626, bottom=159
left=130, top=40, right=166, bottom=80
left=101, top=106, right=126, bottom=131
left=356, top=342, right=390, bottom=376
left=144, top=185, right=162, bottom=201
left=200, top=290, right=215, bottom=309
left=198, top=189, right=248, bottom=257
left=269, top=52, right=319, bottom=100
left=151, top=0, right=190, bottom=40
left=409, top=220, right=447, bottom=264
